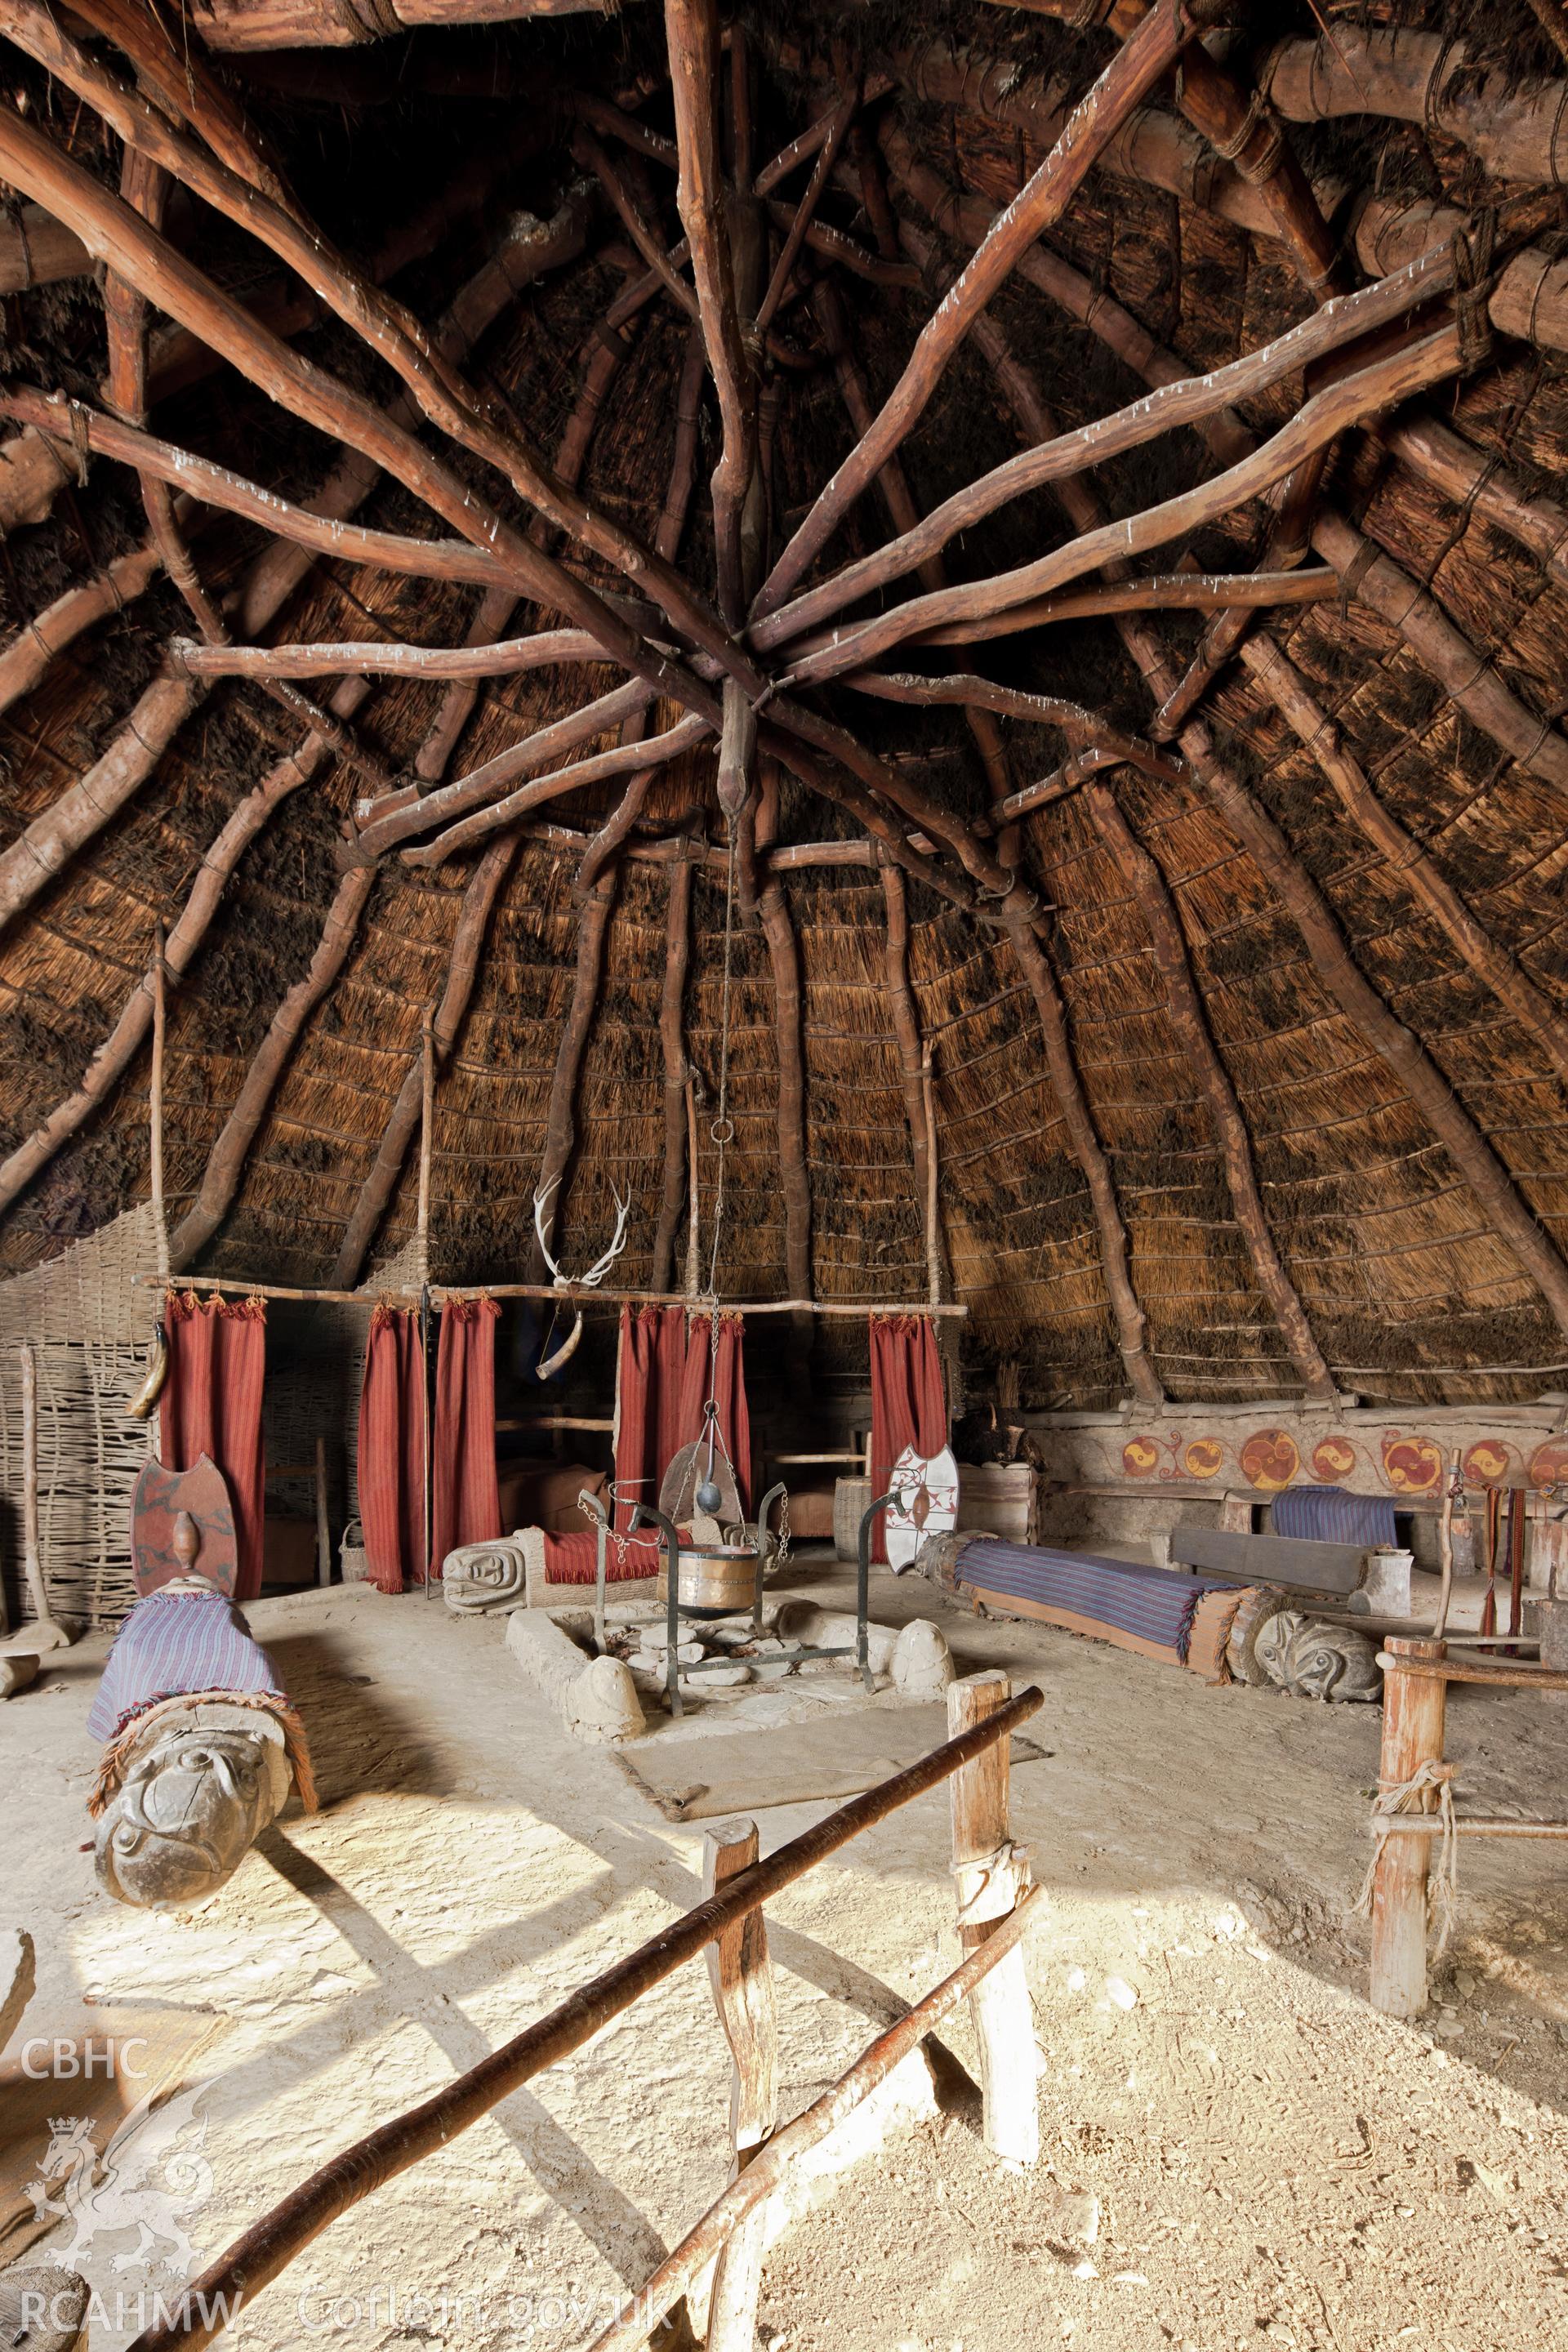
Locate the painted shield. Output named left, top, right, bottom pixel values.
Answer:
left=1380, top=1433, right=1443, bottom=1495
left=1311, top=1434, right=1359, bottom=1483
left=1463, top=1438, right=1516, bottom=1489
left=131, top=1454, right=238, bottom=1596
left=1240, top=1428, right=1300, bottom=1492
left=885, top=1444, right=959, bottom=1572
left=1121, top=1434, right=1161, bottom=1478
left=1183, top=1438, right=1225, bottom=1481
left=1528, top=1440, right=1568, bottom=1492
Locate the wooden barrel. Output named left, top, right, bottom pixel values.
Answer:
left=834, top=1477, right=871, bottom=1560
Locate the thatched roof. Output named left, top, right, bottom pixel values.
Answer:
left=3, top=0, right=1568, bottom=1410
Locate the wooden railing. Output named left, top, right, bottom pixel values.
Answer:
left=127, top=1672, right=1044, bottom=2352
left=1367, top=1635, right=1568, bottom=2016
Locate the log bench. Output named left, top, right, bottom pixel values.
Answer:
left=1168, top=1522, right=1410, bottom=1614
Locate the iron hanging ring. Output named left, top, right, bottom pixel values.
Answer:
left=710, top=1115, right=735, bottom=1147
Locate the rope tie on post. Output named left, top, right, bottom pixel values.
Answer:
left=1352, top=1759, right=1459, bottom=1958
left=951, top=1837, right=1029, bottom=1927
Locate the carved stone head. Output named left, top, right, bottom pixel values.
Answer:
left=94, top=1725, right=279, bottom=1909
left=1253, top=1610, right=1383, bottom=1704
left=442, top=1539, right=527, bottom=1612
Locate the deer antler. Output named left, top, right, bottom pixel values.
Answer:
left=577, top=1183, right=630, bottom=1288
left=532, top=1178, right=567, bottom=1287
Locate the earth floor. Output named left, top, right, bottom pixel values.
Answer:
left=2, top=1550, right=1566, bottom=2352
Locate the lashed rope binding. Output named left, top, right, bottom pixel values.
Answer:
left=1351, top=1759, right=1459, bottom=1959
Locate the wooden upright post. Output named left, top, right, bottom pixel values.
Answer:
left=15, top=1341, right=69, bottom=1649
left=1370, top=1635, right=1448, bottom=2018
left=416, top=1005, right=435, bottom=1272
left=703, top=1817, right=778, bottom=2352
left=149, top=920, right=170, bottom=1285
left=947, top=1669, right=1038, bottom=2164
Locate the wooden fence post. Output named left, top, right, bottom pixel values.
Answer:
left=947, top=1670, right=1039, bottom=2165
left=703, top=1818, right=778, bottom=2352
left=1370, top=1635, right=1448, bottom=2019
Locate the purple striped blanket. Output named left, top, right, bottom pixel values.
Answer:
left=953, top=1539, right=1232, bottom=1664
left=87, top=1588, right=287, bottom=1744
left=1271, top=1485, right=1396, bottom=1548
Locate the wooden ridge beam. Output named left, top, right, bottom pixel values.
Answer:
left=180, top=0, right=616, bottom=52
left=403, top=715, right=713, bottom=869
left=330, top=832, right=519, bottom=1291
left=908, top=569, right=1339, bottom=645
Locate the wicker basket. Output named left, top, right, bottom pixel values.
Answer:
left=834, top=1477, right=871, bottom=1561
left=340, top=1519, right=370, bottom=1584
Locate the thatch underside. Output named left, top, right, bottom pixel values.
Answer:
left=2, top=0, right=1568, bottom=1408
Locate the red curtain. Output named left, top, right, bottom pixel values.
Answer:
left=159, top=1292, right=268, bottom=1602
left=869, top=1314, right=947, bottom=1565
left=357, top=1305, right=426, bottom=1595
left=539, top=1306, right=751, bottom=1584
left=677, top=1312, right=751, bottom=1509
left=430, top=1298, right=501, bottom=1578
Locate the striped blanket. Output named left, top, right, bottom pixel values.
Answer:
left=88, top=1587, right=290, bottom=1744
left=941, top=1538, right=1250, bottom=1682
left=1271, top=1485, right=1397, bottom=1548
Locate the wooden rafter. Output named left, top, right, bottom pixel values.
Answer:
left=331, top=835, right=519, bottom=1292
left=754, top=0, right=1198, bottom=621
left=665, top=0, right=755, bottom=626
left=1240, top=634, right=1568, bottom=1096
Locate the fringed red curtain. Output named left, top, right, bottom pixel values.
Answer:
left=357, top=1305, right=425, bottom=1595
left=430, top=1297, right=501, bottom=1579
left=869, top=1313, right=947, bottom=1564
left=677, top=1312, right=751, bottom=1508
left=159, top=1291, right=268, bottom=1601
left=539, top=1306, right=752, bottom=1584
